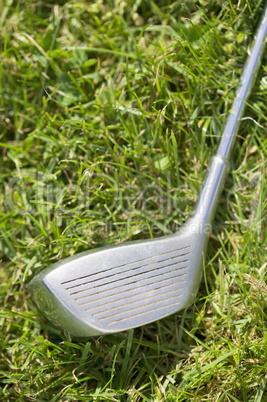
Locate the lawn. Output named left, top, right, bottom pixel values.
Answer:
left=0, top=0, right=267, bottom=400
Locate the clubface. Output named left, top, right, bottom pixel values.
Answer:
left=29, top=216, right=208, bottom=336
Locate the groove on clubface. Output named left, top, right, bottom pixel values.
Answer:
left=59, top=244, right=192, bottom=329
left=80, top=277, right=186, bottom=307
left=76, top=268, right=188, bottom=306
left=62, top=247, right=192, bottom=297
left=89, top=286, right=185, bottom=326
left=61, top=245, right=192, bottom=287
left=93, top=288, right=184, bottom=316
left=100, top=295, right=182, bottom=321
left=61, top=248, right=190, bottom=297
left=68, top=260, right=189, bottom=297
left=66, top=255, right=189, bottom=293
left=107, top=301, right=182, bottom=326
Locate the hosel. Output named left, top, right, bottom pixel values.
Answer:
left=193, top=156, right=230, bottom=229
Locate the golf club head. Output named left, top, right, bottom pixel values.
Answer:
left=29, top=155, right=229, bottom=337
left=29, top=216, right=209, bottom=337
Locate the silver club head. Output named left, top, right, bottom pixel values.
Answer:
left=29, top=156, right=229, bottom=336
left=29, top=216, right=208, bottom=336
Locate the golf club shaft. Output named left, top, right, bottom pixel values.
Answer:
left=218, top=5, right=267, bottom=160
left=194, top=5, right=267, bottom=225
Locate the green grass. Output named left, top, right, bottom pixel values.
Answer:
left=0, top=0, right=267, bottom=400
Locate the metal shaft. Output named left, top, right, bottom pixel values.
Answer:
left=194, top=5, right=267, bottom=226
left=218, top=5, right=267, bottom=160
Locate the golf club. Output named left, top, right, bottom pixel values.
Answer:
left=29, top=6, right=267, bottom=337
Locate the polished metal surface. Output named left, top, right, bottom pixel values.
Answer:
left=194, top=156, right=229, bottom=226
left=30, top=220, right=207, bottom=336
left=29, top=6, right=267, bottom=337
left=218, top=5, right=267, bottom=159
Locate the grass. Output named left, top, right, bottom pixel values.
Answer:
left=0, top=0, right=266, bottom=400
